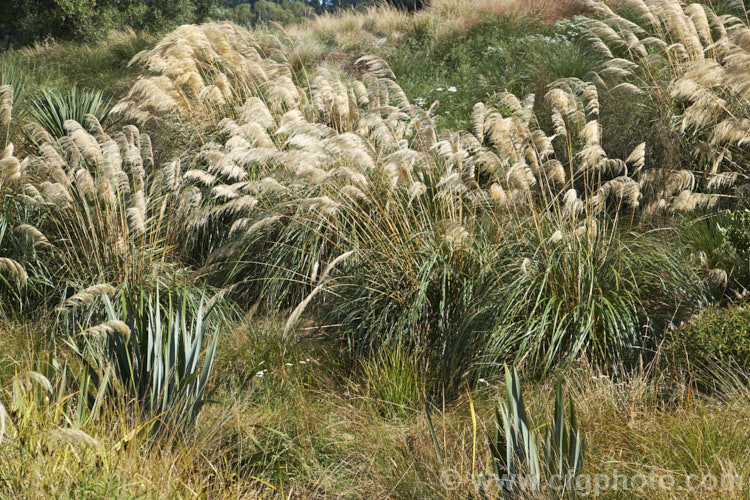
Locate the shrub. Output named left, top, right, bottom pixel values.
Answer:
left=253, top=0, right=315, bottom=25
left=0, top=0, right=218, bottom=47
left=718, top=209, right=750, bottom=268
left=679, top=210, right=750, bottom=297
left=227, top=3, right=256, bottom=25
left=670, top=303, right=750, bottom=371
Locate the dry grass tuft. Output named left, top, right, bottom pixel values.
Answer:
left=0, top=257, right=27, bottom=288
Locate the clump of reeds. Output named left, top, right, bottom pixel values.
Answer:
left=18, top=116, right=189, bottom=299
left=108, top=19, right=715, bottom=385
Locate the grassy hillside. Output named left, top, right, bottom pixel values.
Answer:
left=3, top=0, right=750, bottom=497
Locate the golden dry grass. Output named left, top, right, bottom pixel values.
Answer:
left=2, top=317, right=750, bottom=498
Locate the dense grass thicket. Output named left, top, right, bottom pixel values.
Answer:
left=3, top=0, right=750, bottom=497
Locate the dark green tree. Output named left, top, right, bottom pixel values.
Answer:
left=385, top=0, right=426, bottom=10
left=0, top=0, right=221, bottom=48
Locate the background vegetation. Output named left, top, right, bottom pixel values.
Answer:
left=3, top=0, right=750, bottom=497
left=0, top=0, right=427, bottom=48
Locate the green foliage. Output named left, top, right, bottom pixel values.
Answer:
left=488, top=367, right=583, bottom=497
left=383, top=15, right=601, bottom=130
left=28, top=87, right=110, bottom=139
left=226, top=3, right=257, bottom=25
left=0, top=0, right=218, bottom=47
left=543, top=375, right=584, bottom=486
left=718, top=209, right=750, bottom=267
left=319, top=174, right=505, bottom=392
left=0, top=210, right=55, bottom=316
left=680, top=210, right=750, bottom=295
left=0, top=0, right=107, bottom=45
left=211, top=1, right=326, bottom=27
left=426, top=366, right=584, bottom=496
left=0, top=58, right=30, bottom=119
left=357, top=344, right=424, bottom=418
left=670, top=302, right=750, bottom=371
left=385, top=0, right=425, bottom=10
left=0, top=29, right=154, bottom=116
left=70, top=288, right=221, bottom=435
left=491, top=220, right=706, bottom=374
left=253, top=0, right=314, bottom=24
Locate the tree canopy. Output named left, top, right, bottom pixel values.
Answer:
left=0, top=0, right=428, bottom=48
